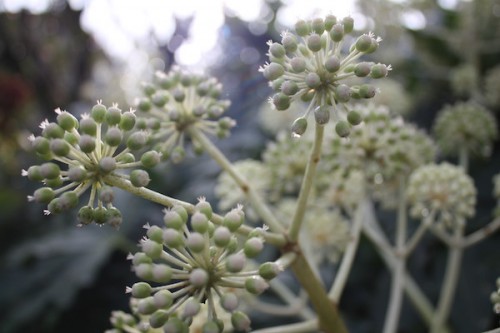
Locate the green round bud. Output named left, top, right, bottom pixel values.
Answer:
left=135, top=118, right=148, bottom=130
left=335, top=120, right=351, bottom=137
left=131, top=252, right=152, bottom=266
left=244, top=237, right=264, bottom=258
left=330, top=23, right=344, bottom=42
left=99, top=156, right=116, bottom=174
left=57, top=111, right=78, bottom=131
left=226, top=253, right=246, bottom=273
left=152, top=264, right=172, bottom=283
left=127, top=131, right=148, bottom=150
left=172, top=88, right=185, bottom=103
left=342, top=16, right=354, bottom=33
left=162, top=228, right=184, bottom=248
left=370, top=63, right=389, bottom=78
left=33, top=136, right=50, bottom=155
left=325, top=56, right=340, bottom=73
left=186, top=232, right=205, bottom=253
left=141, top=239, right=163, bottom=259
left=224, top=209, right=243, bottom=232
left=79, top=118, right=97, bottom=136
left=355, top=34, right=373, bottom=52
left=272, top=93, right=290, bottom=111
left=99, top=186, right=114, bottom=204
left=149, top=310, right=169, bottom=328
left=140, top=151, right=161, bottom=168
left=77, top=205, right=94, bottom=225
left=269, top=42, right=286, bottom=58
left=79, top=134, right=96, bottom=153
left=120, top=111, right=136, bottom=131
left=189, top=268, right=209, bottom=287
left=137, top=297, right=156, bottom=315
left=26, top=165, right=43, bottom=181
left=182, top=297, right=201, bottom=318
left=334, top=84, right=351, bottom=103
left=231, top=311, right=251, bottom=332
left=263, top=63, right=285, bottom=81
left=154, top=289, right=173, bottom=309
left=294, top=19, right=310, bottom=36
left=42, top=122, right=64, bottom=139
left=64, top=132, right=78, bottom=146
left=311, top=17, right=325, bottom=34
left=45, top=176, right=63, bottom=188
left=107, top=207, right=122, bottom=229
left=135, top=263, right=153, bottom=280
left=202, top=321, right=222, bottom=333
left=347, top=110, right=362, bottom=125
left=40, top=162, right=60, bottom=179
left=131, top=282, right=152, bottom=298
left=59, top=191, right=78, bottom=210
left=163, top=317, right=188, bottom=333
left=105, top=127, right=123, bottom=147
left=91, top=103, right=107, bottom=123
left=213, top=226, right=231, bottom=248
left=163, top=210, right=184, bottom=229
left=136, top=97, right=152, bottom=112
left=93, top=206, right=108, bottom=225
left=33, top=187, right=55, bottom=204
left=324, top=14, right=337, bottom=30
left=259, top=262, right=281, bottom=280
left=152, top=91, right=169, bottom=107
left=281, top=81, right=299, bottom=96
left=354, top=62, right=372, bottom=77
left=244, top=277, right=269, bottom=295
left=359, top=84, right=376, bottom=98
left=191, top=212, right=209, bottom=234
left=220, top=292, right=239, bottom=312
left=290, top=57, right=306, bottom=73
left=105, top=105, right=122, bottom=126
left=281, top=33, right=298, bottom=53
left=307, top=34, right=322, bottom=52
left=195, top=199, right=213, bottom=219
left=146, top=225, right=164, bottom=243
left=142, top=82, right=156, bottom=96
left=305, top=72, right=321, bottom=89
left=47, top=198, right=63, bottom=214
left=314, top=105, right=331, bottom=125
left=116, top=152, right=135, bottom=164
left=291, top=117, right=308, bottom=136
left=271, top=78, right=283, bottom=92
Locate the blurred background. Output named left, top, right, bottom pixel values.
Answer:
left=0, top=0, right=499, bottom=332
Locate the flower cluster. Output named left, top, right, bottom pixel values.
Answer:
left=24, top=103, right=156, bottom=228
left=406, top=163, right=476, bottom=228
left=432, top=101, right=498, bottom=158
left=449, top=64, right=478, bottom=97
left=485, top=65, right=500, bottom=108
left=260, top=15, right=390, bottom=137
left=127, top=200, right=281, bottom=332
left=135, top=67, right=234, bottom=163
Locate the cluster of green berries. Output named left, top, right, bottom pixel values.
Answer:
left=433, top=101, right=498, bottom=158
left=406, top=163, right=476, bottom=228
left=24, top=103, right=158, bottom=227
left=260, top=15, right=390, bottom=137
left=135, top=67, right=234, bottom=163
left=127, top=199, right=282, bottom=332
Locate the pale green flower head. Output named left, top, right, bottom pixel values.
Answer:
left=407, top=163, right=476, bottom=229
left=450, top=63, right=479, bottom=97
left=433, top=101, right=498, bottom=158
left=485, top=65, right=500, bottom=108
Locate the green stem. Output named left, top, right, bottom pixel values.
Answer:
left=430, top=226, right=465, bottom=333
left=251, top=319, right=318, bottom=333
left=289, top=123, right=325, bottom=242
left=104, top=174, right=287, bottom=246
left=187, top=126, right=285, bottom=234
left=290, top=254, right=349, bottom=333
left=328, top=196, right=366, bottom=302
left=383, top=177, right=407, bottom=333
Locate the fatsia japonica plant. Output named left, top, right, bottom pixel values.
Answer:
left=23, top=13, right=500, bottom=333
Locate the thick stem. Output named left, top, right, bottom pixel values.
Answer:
left=290, top=254, right=349, bottom=333
left=430, top=226, right=465, bottom=333
left=187, top=126, right=285, bottom=234
left=383, top=178, right=407, bottom=333
left=328, top=197, right=366, bottom=302
left=289, top=123, right=325, bottom=242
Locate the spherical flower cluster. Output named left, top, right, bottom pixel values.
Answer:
left=324, top=169, right=365, bottom=215
left=260, top=15, right=390, bottom=137
left=449, top=63, right=478, bottom=97
left=23, top=102, right=156, bottom=228
left=432, top=101, right=498, bottom=158
left=484, top=65, right=500, bottom=108
left=127, top=200, right=279, bottom=332
left=135, top=67, right=234, bottom=163
left=490, top=277, right=500, bottom=323
left=406, top=163, right=476, bottom=228
left=322, top=104, right=436, bottom=186
left=215, top=159, right=272, bottom=221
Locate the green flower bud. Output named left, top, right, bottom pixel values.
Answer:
left=330, top=23, right=344, bottom=42
left=314, top=105, right=331, bottom=125
left=272, top=93, right=290, bottom=111
left=93, top=206, right=108, bottom=225
left=231, top=311, right=251, bottom=332
left=47, top=198, right=63, bottom=214
left=33, top=187, right=55, bottom=204
left=91, top=103, right=107, bottom=123
left=355, top=34, right=373, bottom=52
left=64, top=132, right=78, bottom=146
left=263, top=63, right=285, bottom=81
left=107, top=207, right=122, bottom=229
left=291, top=117, right=308, bottom=136
left=136, top=97, right=152, bottom=112
left=213, top=226, right=231, bottom=248
left=142, top=82, right=156, bottom=96
left=359, top=84, right=376, bottom=98
left=140, top=151, right=161, bottom=168
left=244, top=277, right=269, bottom=295
left=105, top=105, right=122, bottom=125
left=244, top=237, right=264, bottom=258
left=40, top=162, right=60, bottom=179
left=79, top=134, right=96, bottom=153
left=370, top=63, right=389, bottom=78
left=79, top=117, right=97, bottom=136
left=163, top=317, right=188, bottom=333
left=226, top=253, right=246, bottom=273
left=142, top=239, right=163, bottom=259
left=135, top=263, right=153, bottom=280
left=130, top=169, right=150, bottom=187
left=152, top=91, right=169, bottom=107
left=290, top=57, right=306, bottom=73
left=281, top=81, right=299, bottom=96
left=42, top=122, right=64, bottom=139
left=99, top=156, right=117, bottom=174
left=186, top=232, right=205, bottom=253
left=347, top=110, right=362, bottom=125
left=220, top=292, right=239, bottom=312
left=163, top=210, right=185, bottom=229
left=259, top=262, right=281, bottom=280
left=105, top=127, right=123, bottom=147
left=154, top=289, right=173, bottom=309
left=116, top=152, right=135, bottom=164
left=182, top=297, right=201, bottom=318
left=77, top=205, right=94, bottom=225
left=189, top=268, right=209, bottom=287
left=152, top=264, right=172, bottom=283
left=162, top=228, right=184, bottom=248
left=202, top=321, right=222, bottom=333
left=334, top=84, right=351, bottom=103
left=281, top=33, right=298, bottom=53
left=195, top=199, right=213, bottom=219
left=127, top=131, right=148, bottom=150
left=120, top=111, right=136, bottom=131
left=131, top=282, right=152, bottom=298
left=325, top=55, right=341, bottom=73
left=149, top=310, right=169, bottom=328
left=342, top=16, right=354, bottom=33
left=56, top=111, right=78, bottom=131
left=26, top=165, right=43, bottom=181
left=295, top=19, right=310, bottom=36
left=324, top=14, right=337, bottom=30
left=45, top=176, right=63, bottom=188
left=137, top=297, right=157, bottom=315
left=191, top=212, right=209, bottom=233
left=305, top=72, right=321, bottom=89
left=354, top=62, right=371, bottom=77
left=224, top=209, right=244, bottom=232
left=307, top=34, right=322, bottom=52
left=311, top=17, right=325, bottom=34
left=269, top=42, right=286, bottom=58
left=131, top=252, right=152, bottom=266
left=146, top=225, right=164, bottom=243
left=172, top=88, right=186, bottom=103
left=335, top=120, right=351, bottom=137
left=59, top=191, right=78, bottom=210
left=33, top=136, right=50, bottom=155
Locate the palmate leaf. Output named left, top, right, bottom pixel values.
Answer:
left=0, top=226, right=121, bottom=333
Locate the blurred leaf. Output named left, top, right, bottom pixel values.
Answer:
left=0, top=226, right=122, bottom=333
